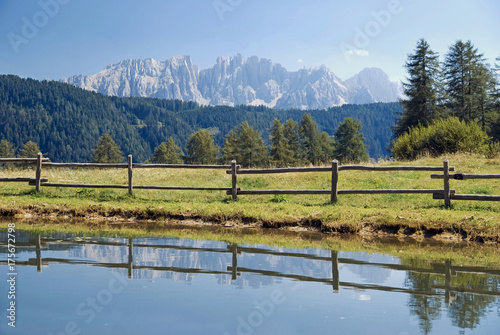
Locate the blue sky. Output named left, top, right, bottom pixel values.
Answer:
left=0, top=0, right=499, bottom=83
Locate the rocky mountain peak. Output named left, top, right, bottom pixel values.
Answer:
left=62, top=55, right=403, bottom=109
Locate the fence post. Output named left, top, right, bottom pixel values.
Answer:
left=36, top=234, right=42, bottom=273
left=331, top=250, right=339, bottom=293
left=443, top=159, right=451, bottom=208
left=331, top=160, right=339, bottom=203
left=128, top=238, right=134, bottom=279
left=231, top=160, right=238, bottom=201
left=230, top=243, right=238, bottom=280
left=35, top=152, right=43, bottom=192
left=444, top=259, right=452, bottom=305
left=128, top=155, right=133, bottom=196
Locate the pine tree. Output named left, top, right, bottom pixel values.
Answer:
left=317, top=131, right=335, bottom=164
left=185, top=129, right=219, bottom=164
left=488, top=56, right=500, bottom=140
left=222, top=121, right=267, bottom=167
left=443, top=40, right=495, bottom=124
left=299, top=113, right=322, bottom=165
left=152, top=137, right=183, bottom=164
left=0, top=139, right=16, bottom=168
left=269, top=119, right=295, bottom=167
left=333, top=118, right=368, bottom=163
left=394, top=38, right=442, bottom=138
left=92, top=134, right=124, bottom=163
left=283, top=119, right=303, bottom=166
left=0, top=139, right=15, bottom=158
left=222, top=130, right=240, bottom=163
left=18, top=141, right=41, bottom=158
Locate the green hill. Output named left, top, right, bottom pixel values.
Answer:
left=0, top=75, right=401, bottom=162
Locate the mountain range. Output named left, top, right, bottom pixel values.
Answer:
left=61, top=54, right=403, bottom=110
left=0, top=75, right=400, bottom=162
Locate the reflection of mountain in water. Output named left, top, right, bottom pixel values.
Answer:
left=66, top=239, right=343, bottom=289
left=0, top=231, right=77, bottom=256
left=1, top=230, right=499, bottom=333
left=339, top=251, right=398, bottom=284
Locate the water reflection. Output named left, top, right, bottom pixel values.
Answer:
left=0, top=231, right=499, bottom=335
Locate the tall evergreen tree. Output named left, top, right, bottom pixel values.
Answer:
left=18, top=141, right=41, bottom=158
left=185, top=129, right=219, bottom=164
left=283, top=119, right=302, bottom=165
left=299, top=113, right=322, bottom=165
left=269, top=119, right=300, bottom=167
left=488, top=56, right=500, bottom=140
left=92, top=134, right=124, bottom=163
left=443, top=40, right=495, bottom=124
left=0, top=139, right=16, bottom=168
left=394, top=38, right=442, bottom=138
left=221, top=130, right=239, bottom=163
left=152, top=137, right=183, bottom=164
left=333, top=118, right=368, bottom=163
left=317, top=131, right=335, bottom=164
left=0, top=139, right=15, bottom=158
left=222, top=121, right=268, bottom=167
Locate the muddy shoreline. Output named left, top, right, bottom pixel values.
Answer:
left=1, top=205, right=498, bottom=244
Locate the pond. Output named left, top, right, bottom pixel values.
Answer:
left=0, top=229, right=499, bottom=335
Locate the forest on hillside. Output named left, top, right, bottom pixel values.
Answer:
left=0, top=75, right=399, bottom=162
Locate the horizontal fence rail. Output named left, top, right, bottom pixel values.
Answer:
left=431, top=172, right=500, bottom=202
left=231, top=165, right=455, bottom=175
left=0, top=154, right=498, bottom=207
left=43, top=163, right=232, bottom=169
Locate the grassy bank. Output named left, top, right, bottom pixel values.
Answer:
left=0, top=154, right=499, bottom=242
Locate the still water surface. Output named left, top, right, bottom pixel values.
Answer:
left=0, top=230, right=499, bottom=335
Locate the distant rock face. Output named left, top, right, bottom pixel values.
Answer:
left=344, top=67, right=403, bottom=105
left=61, top=54, right=403, bottom=109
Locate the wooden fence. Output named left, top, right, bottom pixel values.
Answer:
left=431, top=172, right=500, bottom=202
left=0, top=153, right=499, bottom=207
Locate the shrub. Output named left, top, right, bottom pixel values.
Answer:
left=391, top=117, right=490, bottom=160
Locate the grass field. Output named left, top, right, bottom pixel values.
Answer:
left=0, top=153, right=499, bottom=241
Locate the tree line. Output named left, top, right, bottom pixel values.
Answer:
left=392, top=38, right=500, bottom=159
left=0, top=114, right=368, bottom=167
left=0, top=75, right=398, bottom=162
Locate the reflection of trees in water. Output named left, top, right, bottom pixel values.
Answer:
left=404, top=259, right=442, bottom=335
left=446, top=274, right=498, bottom=330
left=403, top=258, right=499, bottom=334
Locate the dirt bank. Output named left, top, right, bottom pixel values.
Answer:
left=1, top=204, right=498, bottom=244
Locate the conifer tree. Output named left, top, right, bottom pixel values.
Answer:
left=317, top=131, right=335, bottom=164
left=269, top=119, right=293, bottom=167
left=283, top=119, right=302, bottom=165
left=222, top=130, right=239, bottom=163
left=333, top=118, right=368, bottom=163
left=299, top=113, right=321, bottom=165
left=152, top=137, right=183, bottom=164
left=223, top=121, right=267, bottom=167
left=92, top=134, right=124, bottom=163
left=394, top=38, right=442, bottom=138
left=18, top=141, right=41, bottom=158
left=299, top=113, right=333, bottom=165
left=443, top=40, right=495, bottom=124
left=0, top=139, right=15, bottom=158
left=185, top=129, right=219, bottom=164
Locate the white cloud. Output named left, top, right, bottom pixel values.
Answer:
left=297, top=58, right=304, bottom=63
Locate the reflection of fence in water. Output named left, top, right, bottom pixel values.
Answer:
left=1, top=235, right=499, bottom=304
